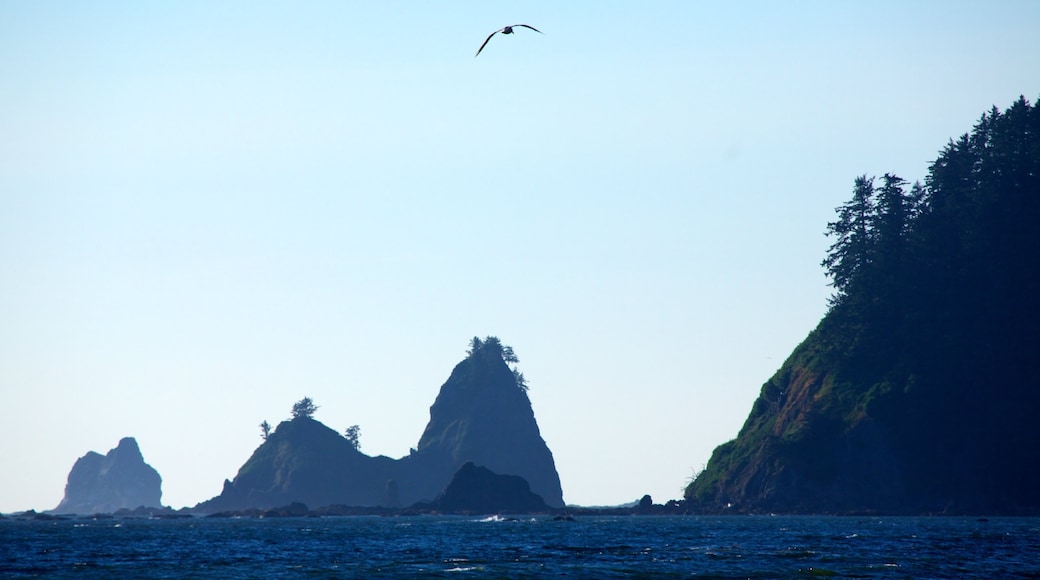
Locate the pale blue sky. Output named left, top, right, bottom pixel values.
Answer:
left=2, top=1, right=1038, bottom=512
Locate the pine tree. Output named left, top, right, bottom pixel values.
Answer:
left=822, top=175, right=876, bottom=304
left=344, top=425, right=361, bottom=451
left=291, top=397, right=318, bottom=420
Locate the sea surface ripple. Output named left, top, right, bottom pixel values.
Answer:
left=2, top=514, right=1039, bottom=578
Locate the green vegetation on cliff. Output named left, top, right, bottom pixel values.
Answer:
left=686, top=96, right=1040, bottom=514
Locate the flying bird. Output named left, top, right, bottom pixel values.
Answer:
left=475, top=24, right=543, bottom=57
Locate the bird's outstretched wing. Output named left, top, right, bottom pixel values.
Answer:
left=474, top=30, right=501, bottom=57
left=475, top=24, right=543, bottom=57
left=513, top=24, right=542, bottom=34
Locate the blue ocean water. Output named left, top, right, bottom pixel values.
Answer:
left=2, top=514, right=1038, bottom=578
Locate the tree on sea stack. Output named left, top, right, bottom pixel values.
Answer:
left=466, top=335, right=528, bottom=392
left=513, top=368, right=529, bottom=392
left=259, top=420, right=272, bottom=440
left=291, top=397, right=318, bottom=420
left=344, top=424, right=361, bottom=450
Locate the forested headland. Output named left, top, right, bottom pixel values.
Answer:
left=685, top=96, right=1040, bottom=514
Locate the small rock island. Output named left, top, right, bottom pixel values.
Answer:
left=52, top=437, right=163, bottom=515
left=422, top=462, right=550, bottom=514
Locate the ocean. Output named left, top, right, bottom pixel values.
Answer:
left=2, top=514, right=1038, bottom=578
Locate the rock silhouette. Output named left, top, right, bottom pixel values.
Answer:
left=685, top=97, right=1040, bottom=515
left=196, top=337, right=564, bottom=512
left=52, top=437, right=163, bottom=515
left=423, top=462, right=549, bottom=514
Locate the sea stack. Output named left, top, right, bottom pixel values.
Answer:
left=409, top=336, right=565, bottom=507
left=196, top=336, right=565, bottom=512
left=52, top=437, right=163, bottom=514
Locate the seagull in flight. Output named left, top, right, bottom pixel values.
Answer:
left=475, top=24, right=543, bottom=57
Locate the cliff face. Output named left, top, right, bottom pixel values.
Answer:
left=684, top=340, right=910, bottom=513
left=685, top=97, right=1040, bottom=515
left=52, top=437, right=163, bottom=514
left=197, top=336, right=564, bottom=512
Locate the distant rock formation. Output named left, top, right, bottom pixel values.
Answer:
left=422, top=462, right=549, bottom=514
left=196, top=336, right=564, bottom=512
left=197, top=416, right=399, bottom=512
left=407, top=336, right=564, bottom=507
left=52, top=437, right=163, bottom=514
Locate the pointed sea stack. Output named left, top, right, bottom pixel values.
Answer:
left=52, top=437, right=163, bottom=514
left=196, top=336, right=564, bottom=512
left=408, top=336, right=564, bottom=507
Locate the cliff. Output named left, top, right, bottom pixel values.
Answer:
left=685, top=96, right=1040, bottom=515
left=197, top=336, right=564, bottom=511
left=684, top=338, right=912, bottom=513
left=52, top=437, right=163, bottom=515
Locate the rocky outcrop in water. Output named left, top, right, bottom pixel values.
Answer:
left=196, top=336, right=564, bottom=512
left=52, top=437, right=163, bottom=514
left=407, top=336, right=564, bottom=507
left=198, top=415, right=399, bottom=511
left=421, top=462, right=549, bottom=514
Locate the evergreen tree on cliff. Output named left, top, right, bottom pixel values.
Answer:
left=685, top=96, right=1040, bottom=514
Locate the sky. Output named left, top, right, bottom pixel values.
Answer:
left=2, top=1, right=1038, bottom=513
